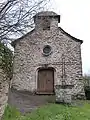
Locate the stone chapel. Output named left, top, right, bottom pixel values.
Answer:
left=11, top=11, right=85, bottom=102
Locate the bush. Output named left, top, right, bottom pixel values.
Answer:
left=83, top=75, right=90, bottom=100
left=84, top=86, right=90, bottom=100
left=0, top=43, right=13, bottom=80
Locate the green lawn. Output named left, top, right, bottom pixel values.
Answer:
left=2, top=101, right=90, bottom=120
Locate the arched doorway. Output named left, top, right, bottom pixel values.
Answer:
left=37, top=68, right=54, bottom=94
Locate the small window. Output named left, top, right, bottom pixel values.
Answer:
left=42, top=17, right=50, bottom=30
left=43, top=45, right=52, bottom=56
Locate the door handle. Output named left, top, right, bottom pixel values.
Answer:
left=48, top=80, right=50, bottom=82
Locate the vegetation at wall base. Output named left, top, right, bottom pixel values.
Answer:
left=84, top=86, right=90, bottom=100
left=2, top=102, right=90, bottom=120
left=83, top=75, right=90, bottom=100
left=2, top=105, right=21, bottom=120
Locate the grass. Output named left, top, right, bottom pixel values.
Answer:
left=2, top=101, right=90, bottom=120
left=2, top=105, right=21, bottom=120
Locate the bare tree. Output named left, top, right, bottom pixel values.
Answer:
left=0, top=0, right=50, bottom=43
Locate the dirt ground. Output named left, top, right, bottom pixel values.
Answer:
left=8, top=88, right=55, bottom=113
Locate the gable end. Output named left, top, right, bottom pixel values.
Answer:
left=11, top=29, right=35, bottom=47
left=59, top=27, right=83, bottom=44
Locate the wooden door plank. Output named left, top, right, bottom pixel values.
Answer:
left=37, top=69, right=54, bottom=94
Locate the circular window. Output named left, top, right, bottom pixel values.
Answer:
left=43, top=45, right=52, bottom=56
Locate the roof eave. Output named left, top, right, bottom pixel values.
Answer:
left=58, top=27, right=83, bottom=44
left=11, top=29, right=35, bottom=47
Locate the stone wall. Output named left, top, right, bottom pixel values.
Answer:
left=12, top=28, right=85, bottom=99
left=0, top=69, right=9, bottom=119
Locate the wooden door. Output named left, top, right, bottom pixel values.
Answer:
left=37, top=69, right=54, bottom=94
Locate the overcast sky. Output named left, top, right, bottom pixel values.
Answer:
left=2, top=0, right=90, bottom=75
left=47, top=0, right=90, bottom=75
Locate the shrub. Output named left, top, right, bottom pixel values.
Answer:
left=0, top=43, right=13, bottom=80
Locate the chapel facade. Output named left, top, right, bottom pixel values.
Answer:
left=12, top=11, right=85, bottom=101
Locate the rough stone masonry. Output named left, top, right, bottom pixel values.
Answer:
left=11, top=11, right=85, bottom=103
left=0, top=68, right=9, bottom=119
